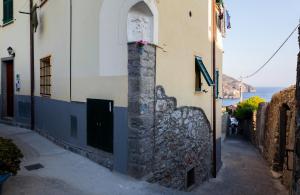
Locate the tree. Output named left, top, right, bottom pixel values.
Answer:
left=234, top=96, right=265, bottom=120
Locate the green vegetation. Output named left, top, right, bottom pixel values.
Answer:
left=234, top=96, right=265, bottom=120
left=0, top=137, right=23, bottom=175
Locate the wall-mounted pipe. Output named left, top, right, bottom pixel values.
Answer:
left=212, top=0, right=217, bottom=178
left=30, top=0, right=35, bottom=130
left=70, top=0, right=73, bottom=101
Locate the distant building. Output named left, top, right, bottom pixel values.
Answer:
left=0, top=0, right=225, bottom=190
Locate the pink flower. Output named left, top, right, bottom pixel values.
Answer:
left=136, top=40, right=149, bottom=46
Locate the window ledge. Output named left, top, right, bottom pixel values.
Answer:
left=2, top=19, right=14, bottom=27
left=195, top=91, right=204, bottom=95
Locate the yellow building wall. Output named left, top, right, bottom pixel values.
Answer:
left=33, top=0, right=70, bottom=101
left=156, top=0, right=224, bottom=137
left=71, top=0, right=128, bottom=107
left=0, top=0, right=224, bottom=135
left=0, top=0, right=31, bottom=96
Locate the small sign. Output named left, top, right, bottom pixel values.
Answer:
left=16, top=74, right=21, bottom=92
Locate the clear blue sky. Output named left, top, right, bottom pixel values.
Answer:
left=223, top=0, right=300, bottom=87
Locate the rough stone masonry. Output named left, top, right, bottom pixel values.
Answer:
left=127, top=43, right=213, bottom=191
left=151, top=86, right=212, bottom=190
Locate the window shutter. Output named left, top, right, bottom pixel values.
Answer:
left=3, top=0, right=13, bottom=24
left=195, top=56, right=214, bottom=86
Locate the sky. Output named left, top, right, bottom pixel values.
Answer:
left=223, top=0, right=300, bottom=87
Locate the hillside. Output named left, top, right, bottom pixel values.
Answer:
left=223, top=74, right=256, bottom=99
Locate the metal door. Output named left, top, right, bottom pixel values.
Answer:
left=87, top=99, right=114, bottom=153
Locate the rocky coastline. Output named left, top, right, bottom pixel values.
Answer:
left=223, top=74, right=256, bottom=99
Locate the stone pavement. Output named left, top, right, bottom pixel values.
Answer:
left=195, top=137, right=288, bottom=195
left=0, top=124, right=187, bottom=195
left=0, top=124, right=289, bottom=195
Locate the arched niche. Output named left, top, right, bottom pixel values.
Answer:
left=127, top=2, right=154, bottom=43
left=99, top=0, right=158, bottom=76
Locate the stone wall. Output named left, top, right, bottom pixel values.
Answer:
left=293, top=25, right=300, bottom=194
left=240, top=115, right=256, bottom=144
left=150, top=86, right=212, bottom=190
left=222, top=112, right=229, bottom=137
left=261, top=86, right=296, bottom=188
left=127, top=43, right=213, bottom=191
left=127, top=43, right=156, bottom=178
left=256, top=102, right=269, bottom=153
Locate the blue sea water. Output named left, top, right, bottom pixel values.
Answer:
left=222, top=87, right=285, bottom=106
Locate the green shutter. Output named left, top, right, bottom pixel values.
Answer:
left=216, top=70, right=219, bottom=98
left=195, top=56, right=214, bottom=86
left=3, top=0, right=13, bottom=24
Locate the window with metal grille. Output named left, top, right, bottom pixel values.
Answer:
left=3, top=0, right=13, bottom=24
left=40, top=56, right=51, bottom=97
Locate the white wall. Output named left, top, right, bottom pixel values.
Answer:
left=99, top=0, right=158, bottom=76
left=33, top=0, right=70, bottom=101
left=0, top=0, right=30, bottom=96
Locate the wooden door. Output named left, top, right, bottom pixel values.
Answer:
left=6, top=62, right=14, bottom=117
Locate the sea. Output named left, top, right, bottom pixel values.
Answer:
left=222, top=87, right=285, bottom=107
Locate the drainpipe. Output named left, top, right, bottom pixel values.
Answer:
left=69, top=0, right=72, bottom=101
left=30, top=0, right=35, bottom=130
left=212, top=0, right=217, bottom=178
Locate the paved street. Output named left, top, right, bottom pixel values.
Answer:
left=0, top=124, right=288, bottom=195
left=195, top=137, right=288, bottom=195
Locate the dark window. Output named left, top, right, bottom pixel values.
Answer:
left=216, top=13, right=222, bottom=31
left=186, top=168, right=195, bottom=189
left=3, top=0, right=13, bottom=24
left=195, top=61, right=202, bottom=91
left=216, top=70, right=219, bottom=98
left=40, top=56, right=51, bottom=97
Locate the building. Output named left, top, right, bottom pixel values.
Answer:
left=0, top=0, right=225, bottom=190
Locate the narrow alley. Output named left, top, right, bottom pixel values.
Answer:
left=196, top=137, right=288, bottom=195
left=0, top=123, right=288, bottom=195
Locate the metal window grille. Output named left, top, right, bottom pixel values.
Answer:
left=40, top=56, right=51, bottom=97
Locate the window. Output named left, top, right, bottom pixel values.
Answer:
left=40, top=56, right=51, bottom=97
left=216, top=70, right=219, bottom=98
left=216, top=13, right=222, bottom=31
left=195, top=60, right=202, bottom=91
left=195, top=56, right=214, bottom=91
left=3, top=0, right=13, bottom=24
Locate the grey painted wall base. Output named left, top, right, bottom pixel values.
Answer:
left=15, top=95, right=31, bottom=127
left=2, top=95, right=128, bottom=173
left=35, top=128, right=114, bottom=169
